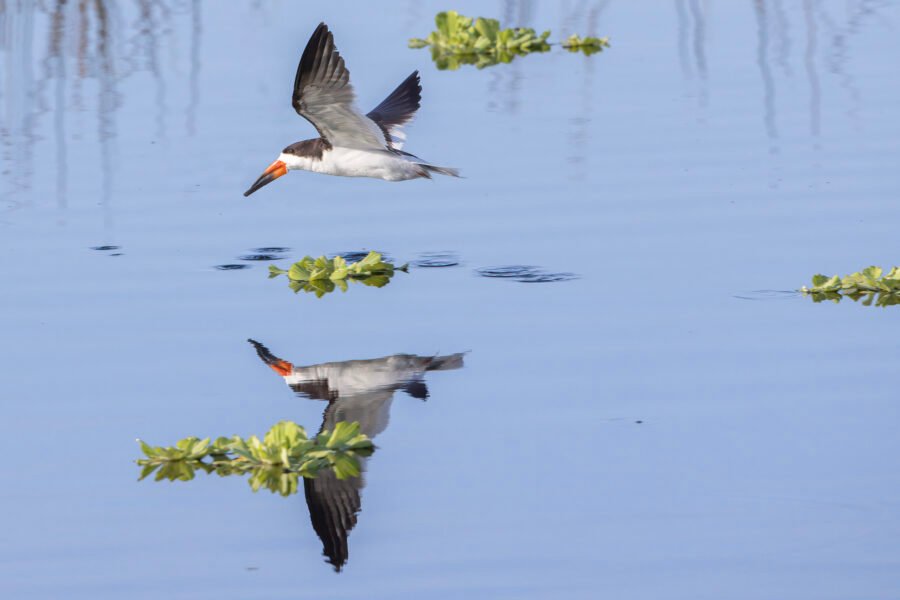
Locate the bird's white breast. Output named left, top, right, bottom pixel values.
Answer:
left=279, top=148, right=422, bottom=181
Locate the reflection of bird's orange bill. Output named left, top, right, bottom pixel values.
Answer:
left=268, top=359, right=293, bottom=377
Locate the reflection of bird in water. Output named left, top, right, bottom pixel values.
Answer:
left=248, top=339, right=464, bottom=571
left=244, top=22, right=458, bottom=196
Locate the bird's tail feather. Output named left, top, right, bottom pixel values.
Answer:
left=418, top=164, right=460, bottom=178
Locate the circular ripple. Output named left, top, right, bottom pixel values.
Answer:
left=239, top=254, right=280, bottom=261
left=476, top=265, right=578, bottom=283
left=337, top=250, right=391, bottom=263
left=253, top=247, right=290, bottom=253
left=413, top=252, right=461, bottom=268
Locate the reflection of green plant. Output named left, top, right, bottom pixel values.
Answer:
left=268, top=251, right=407, bottom=297
left=137, top=421, right=375, bottom=496
left=409, top=11, right=551, bottom=70
left=800, top=266, right=900, bottom=306
left=562, top=34, right=610, bottom=56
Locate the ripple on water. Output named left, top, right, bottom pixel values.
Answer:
left=239, top=246, right=290, bottom=262
left=337, top=250, right=392, bottom=263
left=90, top=245, right=120, bottom=251
left=239, top=254, right=281, bottom=261
left=253, top=247, right=291, bottom=253
left=215, top=264, right=251, bottom=271
left=413, top=252, right=461, bottom=268
left=476, top=265, right=579, bottom=283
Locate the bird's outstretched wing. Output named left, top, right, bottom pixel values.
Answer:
left=367, top=71, right=422, bottom=150
left=292, top=23, right=386, bottom=150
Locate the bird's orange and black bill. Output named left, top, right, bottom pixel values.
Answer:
left=244, top=160, right=287, bottom=196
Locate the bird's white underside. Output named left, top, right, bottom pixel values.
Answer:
left=278, top=147, right=427, bottom=181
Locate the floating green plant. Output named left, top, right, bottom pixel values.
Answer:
left=268, top=251, right=407, bottom=297
left=410, top=11, right=608, bottom=70
left=562, top=34, right=611, bottom=56
left=136, top=421, right=375, bottom=496
left=800, top=266, right=900, bottom=306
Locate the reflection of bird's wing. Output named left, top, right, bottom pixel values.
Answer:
left=297, top=352, right=465, bottom=571
left=294, top=353, right=465, bottom=397
left=303, top=399, right=370, bottom=572
left=303, top=468, right=363, bottom=572
left=322, top=389, right=394, bottom=438
left=292, top=23, right=386, bottom=150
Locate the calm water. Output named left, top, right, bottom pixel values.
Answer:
left=2, top=1, right=900, bottom=598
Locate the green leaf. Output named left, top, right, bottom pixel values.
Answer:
left=307, top=267, right=329, bottom=281
left=263, top=421, right=307, bottom=449
left=138, top=463, right=160, bottom=481
left=811, top=274, right=829, bottom=288
left=331, top=454, right=362, bottom=480
left=288, top=264, right=310, bottom=281
left=862, top=266, right=883, bottom=280
left=139, top=439, right=156, bottom=458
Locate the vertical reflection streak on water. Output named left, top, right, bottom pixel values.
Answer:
left=559, top=0, right=580, bottom=38
left=566, top=1, right=607, bottom=181
left=186, top=0, right=200, bottom=136
left=753, top=0, right=779, bottom=155
left=499, top=0, right=535, bottom=116
left=95, top=0, right=117, bottom=236
left=134, top=0, right=166, bottom=141
left=803, top=0, right=821, bottom=146
left=51, top=0, right=68, bottom=208
left=75, top=0, right=87, bottom=112
left=403, top=0, right=420, bottom=29
left=817, top=0, right=887, bottom=129
left=675, top=0, right=693, bottom=80
left=771, top=0, right=793, bottom=77
left=0, top=0, right=201, bottom=210
left=487, top=0, right=525, bottom=115
left=687, top=0, right=708, bottom=110
left=1, top=0, right=37, bottom=200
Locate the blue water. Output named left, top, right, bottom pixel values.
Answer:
left=2, top=1, right=900, bottom=598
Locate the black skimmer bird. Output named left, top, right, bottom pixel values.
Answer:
left=244, top=23, right=458, bottom=197
left=248, top=339, right=464, bottom=571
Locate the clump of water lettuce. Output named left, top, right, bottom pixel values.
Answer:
left=800, top=266, right=900, bottom=307
left=136, top=421, right=374, bottom=496
left=409, top=11, right=608, bottom=70
left=562, top=34, right=611, bottom=55
left=268, top=251, right=407, bottom=297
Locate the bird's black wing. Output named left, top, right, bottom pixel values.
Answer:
left=291, top=23, right=385, bottom=149
left=366, top=71, right=422, bottom=149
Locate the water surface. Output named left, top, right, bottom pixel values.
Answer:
left=1, top=1, right=899, bottom=598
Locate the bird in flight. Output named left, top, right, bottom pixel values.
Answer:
left=244, top=22, right=458, bottom=196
